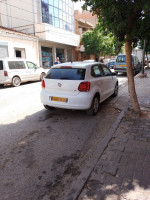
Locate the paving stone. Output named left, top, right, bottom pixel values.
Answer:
left=104, top=194, right=119, bottom=200
left=89, top=173, right=107, bottom=184
left=102, top=162, right=118, bottom=176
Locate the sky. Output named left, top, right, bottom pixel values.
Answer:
left=74, top=1, right=84, bottom=10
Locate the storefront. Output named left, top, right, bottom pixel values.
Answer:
left=41, top=46, right=53, bottom=68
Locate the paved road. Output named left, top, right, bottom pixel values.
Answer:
left=0, top=77, right=127, bottom=200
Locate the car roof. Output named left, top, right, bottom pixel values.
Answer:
left=0, top=58, right=31, bottom=61
left=52, top=62, right=102, bottom=69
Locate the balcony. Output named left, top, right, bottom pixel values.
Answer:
left=35, top=23, right=80, bottom=47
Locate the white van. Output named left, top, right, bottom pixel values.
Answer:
left=0, top=58, right=49, bottom=87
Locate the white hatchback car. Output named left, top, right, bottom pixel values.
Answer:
left=40, top=62, right=118, bottom=115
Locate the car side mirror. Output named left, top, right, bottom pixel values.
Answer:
left=112, top=72, right=117, bottom=76
left=35, top=65, right=39, bottom=69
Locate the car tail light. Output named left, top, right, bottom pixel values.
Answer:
left=114, top=65, right=116, bottom=69
left=42, top=80, right=45, bottom=88
left=78, top=82, right=90, bottom=92
left=4, top=71, right=8, bottom=76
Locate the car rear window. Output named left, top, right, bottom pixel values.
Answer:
left=116, top=55, right=126, bottom=63
left=45, top=68, right=86, bottom=80
left=0, top=61, right=3, bottom=70
left=8, top=61, right=26, bottom=69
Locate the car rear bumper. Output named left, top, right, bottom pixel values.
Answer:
left=114, top=68, right=127, bottom=73
left=40, top=90, right=93, bottom=110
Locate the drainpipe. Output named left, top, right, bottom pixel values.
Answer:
left=142, top=40, right=146, bottom=75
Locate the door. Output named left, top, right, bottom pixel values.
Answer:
left=26, top=61, right=40, bottom=80
left=100, top=65, right=114, bottom=98
left=0, top=46, right=8, bottom=58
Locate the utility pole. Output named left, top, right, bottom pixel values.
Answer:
left=142, top=40, right=146, bottom=74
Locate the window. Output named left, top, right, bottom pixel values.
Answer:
left=42, top=46, right=53, bottom=67
left=116, top=55, right=126, bottom=62
left=8, top=61, right=26, bottom=69
left=14, top=48, right=25, bottom=58
left=0, top=61, right=3, bottom=70
left=15, top=50, right=21, bottom=58
left=41, top=0, right=74, bottom=32
left=102, top=66, right=111, bottom=76
left=91, top=65, right=102, bottom=77
left=45, top=68, right=86, bottom=80
left=26, top=62, right=36, bottom=69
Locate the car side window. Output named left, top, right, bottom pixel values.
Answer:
left=91, top=65, right=102, bottom=77
left=8, top=61, right=26, bottom=69
left=0, top=61, right=3, bottom=70
left=102, top=65, right=111, bottom=76
left=26, top=62, right=36, bottom=69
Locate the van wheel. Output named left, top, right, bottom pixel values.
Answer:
left=133, top=69, right=136, bottom=76
left=44, top=105, right=55, bottom=110
left=40, top=73, right=46, bottom=81
left=12, top=77, right=21, bottom=87
left=86, top=95, right=99, bottom=116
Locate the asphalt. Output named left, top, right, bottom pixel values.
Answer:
left=65, top=68, right=150, bottom=200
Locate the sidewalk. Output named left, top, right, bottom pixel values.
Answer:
left=78, top=69, right=150, bottom=200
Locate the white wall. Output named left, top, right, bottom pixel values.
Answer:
left=0, top=29, right=39, bottom=65
left=35, top=23, right=80, bottom=47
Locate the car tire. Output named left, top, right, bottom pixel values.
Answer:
left=112, top=83, right=118, bottom=97
left=115, top=72, right=118, bottom=75
left=40, top=73, right=46, bottom=81
left=44, top=105, right=55, bottom=110
left=86, top=95, right=99, bottom=116
left=12, top=76, right=21, bottom=87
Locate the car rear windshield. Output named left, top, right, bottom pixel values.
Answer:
left=45, top=68, right=86, bottom=80
left=116, top=55, right=126, bottom=63
left=0, top=61, right=3, bottom=70
left=8, top=61, right=26, bottom=69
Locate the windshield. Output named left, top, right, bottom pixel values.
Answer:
left=45, top=68, right=86, bottom=80
left=116, top=55, right=126, bottom=63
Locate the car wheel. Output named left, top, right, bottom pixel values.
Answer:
left=112, top=83, right=118, bottom=97
left=115, top=72, right=118, bottom=75
left=44, top=105, right=55, bottom=110
left=86, top=95, right=99, bottom=116
left=40, top=73, right=46, bottom=81
left=12, top=76, right=21, bottom=87
left=133, top=69, right=136, bottom=76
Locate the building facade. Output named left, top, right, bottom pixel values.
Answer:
left=73, top=10, right=98, bottom=61
left=0, top=26, right=39, bottom=64
left=0, top=0, right=80, bottom=67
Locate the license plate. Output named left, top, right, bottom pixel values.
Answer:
left=120, top=64, right=126, bottom=67
left=51, top=96, right=68, bottom=103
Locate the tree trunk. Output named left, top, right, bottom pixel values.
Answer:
left=125, top=40, right=141, bottom=113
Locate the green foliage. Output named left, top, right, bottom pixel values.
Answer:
left=72, top=0, right=150, bottom=43
left=81, top=24, right=123, bottom=57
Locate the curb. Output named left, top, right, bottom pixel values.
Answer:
left=64, top=111, right=125, bottom=200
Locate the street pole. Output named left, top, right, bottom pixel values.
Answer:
left=142, top=40, right=146, bottom=74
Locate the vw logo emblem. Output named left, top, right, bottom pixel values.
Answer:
left=58, top=83, right=62, bottom=87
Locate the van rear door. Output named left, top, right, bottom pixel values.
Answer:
left=0, top=60, right=5, bottom=82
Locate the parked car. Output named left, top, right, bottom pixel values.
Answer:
left=83, top=60, right=96, bottom=63
left=40, top=62, right=118, bottom=115
left=145, top=55, right=150, bottom=65
left=114, top=54, right=141, bottom=75
left=107, top=59, right=116, bottom=69
left=0, top=58, right=48, bottom=87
